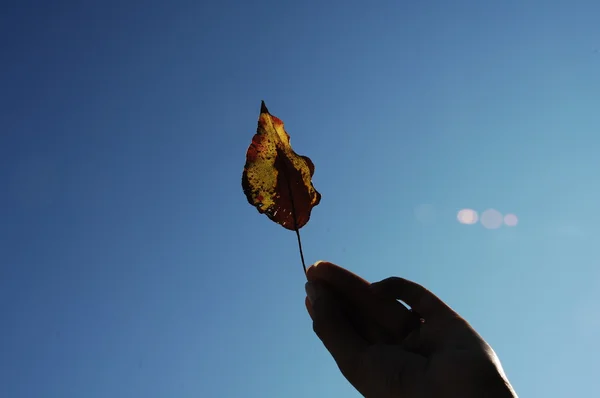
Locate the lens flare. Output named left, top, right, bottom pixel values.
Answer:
left=457, top=209, right=478, bottom=225
left=504, top=213, right=518, bottom=227
left=481, top=209, right=503, bottom=229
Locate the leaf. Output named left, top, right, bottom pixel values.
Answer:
left=242, top=101, right=321, bottom=231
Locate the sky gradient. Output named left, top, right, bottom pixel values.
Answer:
left=2, top=1, right=600, bottom=397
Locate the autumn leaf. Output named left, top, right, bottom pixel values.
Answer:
left=242, top=101, right=321, bottom=231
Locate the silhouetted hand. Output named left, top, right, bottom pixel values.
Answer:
left=305, top=262, right=517, bottom=398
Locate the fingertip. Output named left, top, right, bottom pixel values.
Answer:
left=306, top=260, right=333, bottom=281
left=306, top=262, right=371, bottom=292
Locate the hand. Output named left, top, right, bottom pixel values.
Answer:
left=304, top=262, right=518, bottom=398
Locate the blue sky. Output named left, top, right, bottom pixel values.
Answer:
left=1, top=1, right=600, bottom=397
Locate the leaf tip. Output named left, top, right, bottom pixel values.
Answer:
left=260, top=100, right=269, bottom=114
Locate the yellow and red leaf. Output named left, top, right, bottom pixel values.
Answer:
left=242, top=101, right=321, bottom=230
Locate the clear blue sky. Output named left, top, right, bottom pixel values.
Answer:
left=1, top=1, right=599, bottom=397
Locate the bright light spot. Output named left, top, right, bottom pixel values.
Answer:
left=457, top=209, right=478, bottom=225
left=504, top=213, right=518, bottom=227
left=481, top=209, right=503, bottom=229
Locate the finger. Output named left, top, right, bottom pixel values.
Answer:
left=307, top=262, right=417, bottom=342
left=305, top=296, right=315, bottom=320
left=306, top=261, right=370, bottom=295
left=305, top=281, right=369, bottom=377
left=370, top=277, right=455, bottom=320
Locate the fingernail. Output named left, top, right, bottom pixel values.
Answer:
left=305, top=282, right=321, bottom=305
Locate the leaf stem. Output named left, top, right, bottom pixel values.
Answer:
left=294, top=227, right=307, bottom=276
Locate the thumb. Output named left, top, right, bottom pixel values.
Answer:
left=306, top=281, right=368, bottom=373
